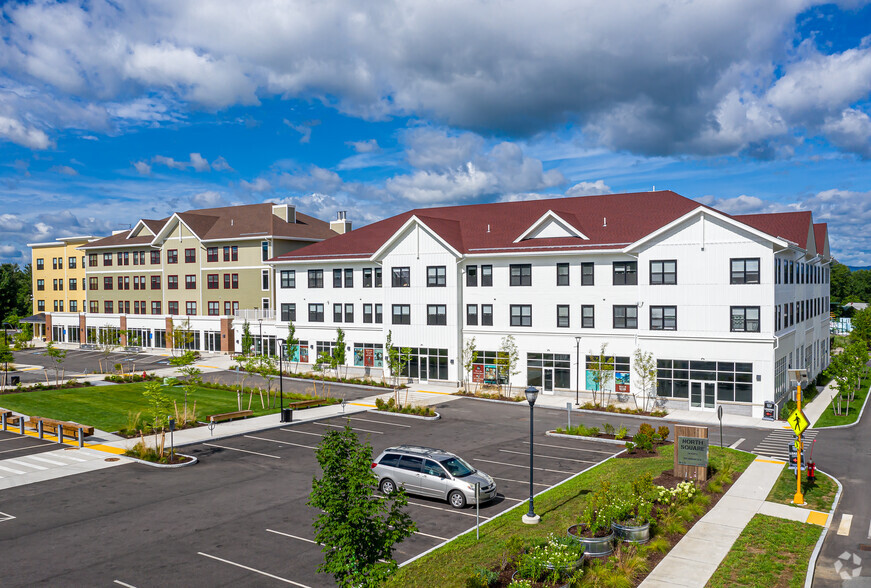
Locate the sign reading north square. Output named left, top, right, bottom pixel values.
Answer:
left=677, top=436, right=709, bottom=468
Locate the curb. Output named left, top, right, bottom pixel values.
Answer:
left=810, top=382, right=870, bottom=430
left=230, top=371, right=402, bottom=394
left=546, top=430, right=630, bottom=446
left=370, top=409, right=440, bottom=421
left=124, top=453, right=198, bottom=468
left=451, top=395, right=526, bottom=406
left=804, top=467, right=843, bottom=588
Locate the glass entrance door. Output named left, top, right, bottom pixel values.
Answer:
left=690, top=381, right=716, bottom=410
left=543, top=368, right=554, bottom=393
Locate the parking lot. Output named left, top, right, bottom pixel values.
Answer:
left=10, top=348, right=172, bottom=384
left=0, top=398, right=622, bottom=587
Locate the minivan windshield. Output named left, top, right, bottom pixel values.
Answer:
left=440, top=456, right=475, bottom=477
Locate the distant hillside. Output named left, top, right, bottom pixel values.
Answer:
left=849, top=266, right=871, bottom=271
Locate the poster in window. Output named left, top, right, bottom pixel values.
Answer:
left=472, top=364, right=484, bottom=383
left=484, top=365, right=498, bottom=384
left=354, top=347, right=364, bottom=366
left=364, top=348, right=374, bottom=367
left=373, top=348, right=384, bottom=367
left=586, top=370, right=616, bottom=393
left=615, top=371, right=630, bottom=393
left=300, top=345, right=309, bottom=363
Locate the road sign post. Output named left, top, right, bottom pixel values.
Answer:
left=788, top=369, right=808, bottom=505
left=717, top=405, right=723, bottom=447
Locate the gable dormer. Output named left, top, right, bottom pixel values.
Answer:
left=128, top=220, right=156, bottom=239
left=513, top=210, right=589, bottom=243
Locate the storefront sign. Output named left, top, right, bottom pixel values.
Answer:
left=472, top=364, right=484, bottom=383
left=615, top=371, right=630, bottom=393
left=677, top=436, right=709, bottom=468
left=364, top=348, right=374, bottom=367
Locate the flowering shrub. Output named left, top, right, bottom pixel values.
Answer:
left=507, top=579, right=533, bottom=588
left=652, top=481, right=698, bottom=505
left=516, top=534, right=584, bottom=583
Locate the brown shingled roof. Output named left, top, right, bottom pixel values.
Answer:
left=732, top=211, right=813, bottom=248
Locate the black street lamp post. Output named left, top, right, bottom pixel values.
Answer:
left=279, top=341, right=286, bottom=422
left=575, top=335, right=581, bottom=405
left=522, top=385, right=540, bottom=524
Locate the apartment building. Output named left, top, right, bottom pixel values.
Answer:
left=44, top=203, right=337, bottom=353
left=27, top=236, right=97, bottom=338
left=259, top=191, right=830, bottom=418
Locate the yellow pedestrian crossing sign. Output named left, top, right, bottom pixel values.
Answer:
left=787, top=409, right=810, bottom=436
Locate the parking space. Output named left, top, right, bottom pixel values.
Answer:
left=11, top=348, right=172, bottom=380
left=0, top=429, right=63, bottom=460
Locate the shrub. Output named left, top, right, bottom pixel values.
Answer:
left=465, top=566, right=498, bottom=588
left=633, top=432, right=654, bottom=452
left=374, top=396, right=435, bottom=417
left=603, top=422, right=615, bottom=436
left=516, top=534, right=584, bottom=584
left=657, top=425, right=670, bottom=441
left=624, top=441, right=636, bottom=453
left=783, top=399, right=797, bottom=417
left=615, top=425, right=628, bottom=440
left=638, top=422, right=655, bottom=436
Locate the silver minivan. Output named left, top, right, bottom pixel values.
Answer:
left=371, top=445, right=497, bottom=508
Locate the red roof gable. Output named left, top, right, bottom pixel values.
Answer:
left=813, top=223, right=828, bottom=256
left=731, top=211, right=813, bottom=249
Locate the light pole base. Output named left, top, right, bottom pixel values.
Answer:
left=793, top=493, right=805, bottom=505
left=522, top=513, right=540, bottom=525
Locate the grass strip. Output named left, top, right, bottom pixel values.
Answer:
left=384, top=446, right=754, bottom=588
left=766, top=464, right=837, bottom=512
left=706, top=514, right=822, bottom=588
left=813, top=379, right=869, bottom=428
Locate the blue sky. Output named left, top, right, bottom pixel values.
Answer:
left=2, top=1, right=871, bottom=265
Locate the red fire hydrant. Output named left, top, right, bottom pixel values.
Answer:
left=807, top=461, right=816, bottom=482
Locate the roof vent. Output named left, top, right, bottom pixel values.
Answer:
left=603, top=217, right=607, bottom=227
left=272, top=203, right=296, bottom=223
left=487, top=224, right=490, bottom=233
left=330, top=211, right=352, bottom=235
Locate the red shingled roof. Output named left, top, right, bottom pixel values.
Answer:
left=732, top=211, right=812, bottom=249
left=813, top=223, right=828, bottom=256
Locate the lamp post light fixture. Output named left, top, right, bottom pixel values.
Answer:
left=522, top=385, right=540, bottom=525
left=575, top=335, right=581, bottom=405
left=279, top=341, right=287, bottom=422
left=258, top=317, right=263, bottom=356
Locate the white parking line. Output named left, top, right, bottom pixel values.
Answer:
left=0, top=511, right=14, bottom=522
left=0, top=464, right=25, bottom=474
left=244, top=435, right=317, bottom=450
left=415, top=530, right=448, bottom=541
left=499, top=449, right=597, bottom=464
left=0, top=445, right=53, bottom=456
left=521, top=441, right=616, bottom=455
left=203, top=444, right=280, bottom=459
left=491, top=476, right=549, bottom=487
left=198, top=552, right=311, bottom=587
left=315, top=423, right=383, bottom=434
left=349, top=417, right=410, bottom=428
left=729, top=438, right=745, bottom=449
left=407, top=501, right=491, bottom=519
left=837, top=514, right=853, bottom=536
left=266, top=529, right=319, bottom=544
left=279, top=428, right=324, bottom=437
left=500, top=496, right=524, bottom=502
left=473, top=458, right=573, bottom=475
left=27, top=455, right=67, bottom=466
left=6, top=459, right=47, bottom=470
left=0, top=437, right=35, bottom=443
left=113, top=581, right=137, bottom=588
left=868, top=518, right=871, bottom=539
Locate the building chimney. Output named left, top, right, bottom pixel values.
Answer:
left=330, top=211, right=351, bottom=235
left=272, top=203, right=296, bottom=224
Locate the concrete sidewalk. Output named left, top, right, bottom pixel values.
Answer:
left=640, top=458, right=829, bottom=587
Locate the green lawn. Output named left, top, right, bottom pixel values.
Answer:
left=766, top=464, right=837, bottom=512
left=384, top=446, right=755, bottom=588
left=0, top=382, right=315, bottom=432
left=813, top=379, right=869, bottom=428
left=707, top=514, right=822, bottom=588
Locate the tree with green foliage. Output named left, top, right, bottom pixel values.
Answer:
left=309, top=425, right=415, bottom=587
left=333, top=328, right=346, bottom=378
left=632, top=348, right=658, bottom=412
left=498, top=335, right=520, bottom=396
left=462, top=337, right=478, bottom=392
left=171, top=317, right=194, bottom=356
left=241, top=320, right=254, bottom=356
left=97, top=326, right=120, bottom=373
left=0, top=340, right=14, bottom=391
left=142, top=380, right=173, bottom=457
left=830, top=261, right=853, bottom=304
left=44, top=341, right=67, bottom=386
left=286, top=320, right=299, bottom=372
left=589, top=343, right=615, bottom=406
left=385, top=330, right=405, bottom=387
left=0, top=263, right=32, bottom=324
left=851, top=306, right=871, bottom=348
left=825, top=340, right=868, bottom=415
left=176, top=364, right=202, bottom=423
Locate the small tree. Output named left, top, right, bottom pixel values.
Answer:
left=286, top=320, right=299, bottom=373
left=256, top=354, right=279, bottom=408
left=142, top=380, right=172, bottom=457
left=241, top=320, right=254, bottom=357
left=632, top=348, right=657, bottom=412
left=45, top=341, right=67, bottom=386
left=333, top=328, right=347, bottom=378
left=176, top=364, right=202, bottom=424
left=97, top=326, right=120, bottom=373
left=309, top=425, right=416, bottom=587
left=0, top=340, right=14, bottom=391
left=172, top=317, right=194, bottom=356
left=498, top=335, right=520, bottom=396
left=386, top=330, right=402, bottom=387
left=850, top=306, right=871, bottom=348
left=589, top=343, right=615, bottom=407
left=462, top=337, right=478, bottom=392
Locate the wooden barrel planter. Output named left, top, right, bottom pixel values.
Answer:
left=567, top=524, right=615, bottom=558
left=611, top=520, right=651, bottom=544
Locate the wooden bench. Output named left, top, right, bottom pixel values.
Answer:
left=286, top=399, right=329, bottom=410
left=27, top=416, right=95, bottom=437
left=208, top=410, right=254, bottom=423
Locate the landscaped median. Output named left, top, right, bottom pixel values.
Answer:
left=383, top=445, right=755, bottom=588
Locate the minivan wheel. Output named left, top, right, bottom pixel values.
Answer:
left=448, top=490, right=466, bottom=509
left=380, top=478, right=396, bottom=495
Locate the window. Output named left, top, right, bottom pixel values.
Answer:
left=556, top=263, right=569, bottom=286
left=89, top=254, right=98, bottom=267
left=184, top=248, right=196, bottom=263
left=280, top=270, right=295, bottom=288
left=334, top=303, right=343, bottom=322
left=89, top=301, right=98, bottom=313
left=70, top=300, right=78, bottom=313
left=731, top=306, right=760, bottom=332
left=123, top=276, right=130, bottom=290
left=375, top=267, right=382, bottom=287
left=581, top=305, right=595, bottom=328
left=363, top=304, right=373, bottom=323
left=344, top=303, right=354, bottom=323
left=583, top=263, right=599, bottom=284
left=103, top=253, right=113, bottom=266
left=185, top=275, right=196, bottom=289
left=207, top=247, right=218, bottom=262
left=509, top=264, right=532, bottom=286
left=467, top=265, right=478, bottom=287
left=482, top=304, right=493, bottom=326
left=69, top=278, right=77, bottom=291
left=309, top=303, right=324, bottom=322
left=392, top=267, right=410, bottom=287
left=557, top=305, right=570, bottom=327
left=88, top=277, right=98, bottom=290
left=262, top=269, right=269, bottom=290
left=150, top=250, right=160, bottom=264
left=261, top=241, right=269, bottom=262
left=730, top=258, right=760, bottom=284
left=375, top=304, right=383, bottom=323
left=207, top=274, right=219, bottom=289
left=231, top=274, right=239, bottom=289
left=36, top=279, right=45, bottom=291
left=223, top=246, right=231, bottom=262
left=427, top=266, right=447, bottom=287
left=52, top=278, right=58, bottom=291
left=186, top=301, right=197, bottom=315
left=344, top=268, right=353, bottom=288
left=280, top=303, right=296, bottom=322
left=132, top=276, right=140, bottom=290
left=56, top=257, right=63, bottom=269
left=167, top=249, right=178, bottom=264
left=308, top=269, right=324, bottom=288
left=392, top=304, right=411, bottom=324
left=36, top=258, right=44, bottom=270
left=37, top=300, right=45, bottom=312
left=481, top=265, right=493, bottom=286
left=103, top=276, right=113, bottom=290
left=68, top=256, right=76, bottom=269
left=149, top=275, right=159, bottom=290
left=333, top=269, right=343, bottom=288
left=613, top=261, right=637, bottom=285
left=510, top=305, right=532, bottom=326
left=427, top=305, right=447, bottom=325
left=208, top=301, right=219, bottom=316
left=363, top=268, right=373, bottom=287
left=466, top=304, right=478, bottom=325
left=167, top=301, right=178, bottom=315
left=613, top=305, right=638, bottom=329
left=168, top=275, right=178, bottom=289
left=650, top=260, right=677, bottom=285
left=53, top=300, right=58, bottom=312
left=104, top=301, right=113, bottom=313
left=650, top=306, right=677, bottom=330
left=151, top=301, right=161, bottom=315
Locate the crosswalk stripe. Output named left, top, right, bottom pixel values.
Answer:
left=53, top=453, right=87, bottom=462
left=837, top=514, right=853, bottom=536
left=0, top=464, right=25, bottom=474
left=5, top=459, right=46, bottom=470
left=27, top=455, right=67, bottom=466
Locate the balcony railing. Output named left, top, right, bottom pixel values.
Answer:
left=234, top=308, right=275, bottom=322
